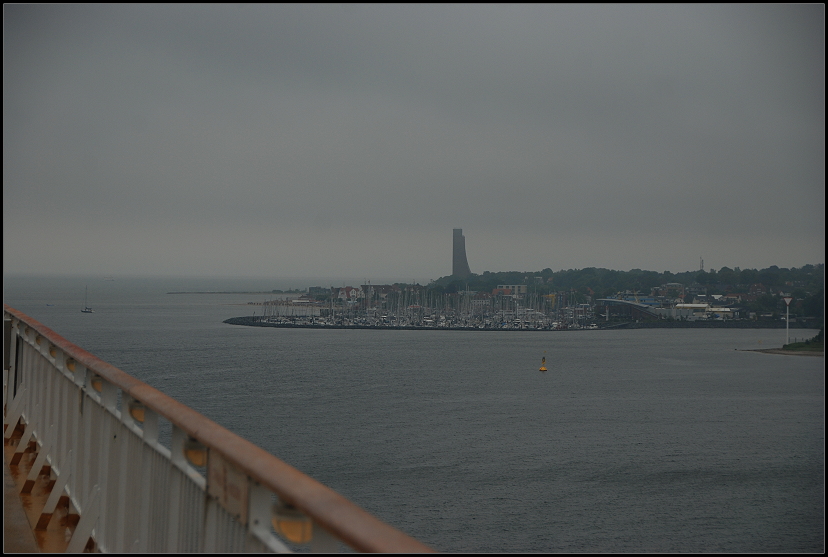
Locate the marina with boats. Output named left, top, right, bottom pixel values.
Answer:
left=222, top=277, right=817, bottom=331
left=228, top=289, right=599, bottom=331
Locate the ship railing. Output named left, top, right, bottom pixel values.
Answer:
left=3, top=305, right=433, bottom=553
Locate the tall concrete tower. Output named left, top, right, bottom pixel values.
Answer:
left=452, top=229, right=472, bottom=279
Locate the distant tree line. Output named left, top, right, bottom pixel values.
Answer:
left=427, top=264, right=824, bottom=321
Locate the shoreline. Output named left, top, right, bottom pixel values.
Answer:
left=604, top=321, right=819, bottom=330
left=738, top=348, right=824, bottom=357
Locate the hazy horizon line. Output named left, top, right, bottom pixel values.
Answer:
left=4, top=261, right=824, bottom=284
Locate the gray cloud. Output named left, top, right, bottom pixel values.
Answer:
left=4, top=4, right=824, bottom=280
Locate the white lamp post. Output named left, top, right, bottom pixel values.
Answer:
left=783, top=296, right=793, bottom=345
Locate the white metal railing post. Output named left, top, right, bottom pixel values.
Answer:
left=34, top=343, right=47, bottom=438
left=49, top=344, right=65, bottom=465
left=41, top=344, right=56, bottom=460
left=114, top=415, right=129, bottom=550
left=4, top=317, right=18, bottom=425
left=20, top=332, right=35, bottom=428
left=82, top=363, right=99, bottom=525
left=246, top=482, right=291, bottom=552
left=3, top=316, right=14, bottom=410
left=11, top=325, right=27, bottom=424
left=142, top=406, right=159, bottom=445
left=97, top=378, right=116, bottom=547
left=167, top=425, right=186, bottom=552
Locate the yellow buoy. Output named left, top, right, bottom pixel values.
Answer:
left=539, top=355, right=547, bottom=372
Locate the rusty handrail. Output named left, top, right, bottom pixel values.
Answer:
left=4, top=304, right=434, bottom=553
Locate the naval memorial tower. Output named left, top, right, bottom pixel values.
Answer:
left=452, top=228, right=472, bottom=279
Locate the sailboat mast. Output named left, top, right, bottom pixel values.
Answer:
left=81, top=285, right=94, bottom=313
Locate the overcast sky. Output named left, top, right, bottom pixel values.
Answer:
left=4, top=4, right=824, bottom=282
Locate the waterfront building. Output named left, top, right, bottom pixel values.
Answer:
left=333, top=285, right=364, bottom=301
left=494, top=284, right=528, bottom=298
left=651, top=282, right=686, bottom=298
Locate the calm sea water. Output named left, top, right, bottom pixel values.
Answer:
left=4, top=276, right=824, bottom=552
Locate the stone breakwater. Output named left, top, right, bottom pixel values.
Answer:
left=223, top=316, right=819, bottom=331
left=223, top=316, right=514, bottom=331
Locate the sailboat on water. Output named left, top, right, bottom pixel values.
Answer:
left=81, top=286, right=94, bottom=313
